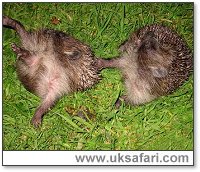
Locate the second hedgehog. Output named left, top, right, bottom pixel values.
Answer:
left=98, top=24, right=193, bottom=106
left=3, top=16, right=101, bottom=127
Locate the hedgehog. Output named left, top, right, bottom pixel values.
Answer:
left=97, top=24, right=193, bottom=107
left=3, top=16, right=102, bottom=127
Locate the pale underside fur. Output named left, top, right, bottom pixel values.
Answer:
left=118, top=54, right=156, bottom=105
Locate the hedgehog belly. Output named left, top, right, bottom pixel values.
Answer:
left=36, top=58, right=72, bottom=99
left=125, top=77, right=156, bottom=105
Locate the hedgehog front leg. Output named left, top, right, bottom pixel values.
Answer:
left=11, top=43, right=31, bottom=60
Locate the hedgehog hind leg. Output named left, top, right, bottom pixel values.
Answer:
left=96, top=57, right=121, bottom=70
left=3, top=16, right=29, bottom=41
left=31, top=95, right=58, bottom=128
left=115, top=95, right=129, bottom=108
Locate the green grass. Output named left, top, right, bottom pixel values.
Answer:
left=3, top=2, right=193, bottom=150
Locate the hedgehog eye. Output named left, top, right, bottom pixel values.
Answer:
left=64, top=50, right=81, bottom=60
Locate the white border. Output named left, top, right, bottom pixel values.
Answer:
left=3, top=151, right=194, bottom=166
left=1, top=0, right=199, bottom=170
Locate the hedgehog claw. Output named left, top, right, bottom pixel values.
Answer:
left=31, top=116, right=42, bottom=128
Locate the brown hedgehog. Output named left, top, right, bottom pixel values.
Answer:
left=3, top=16, right=102, bottom=127
left=98, top=24, right=193, bottom=106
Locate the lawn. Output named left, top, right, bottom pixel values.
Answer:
left=2, top=2, right=193, bottom=150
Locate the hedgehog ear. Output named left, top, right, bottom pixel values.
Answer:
left=149, top=66, right=168, bottom=78
left=64, top=50, right=81, bottom=60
